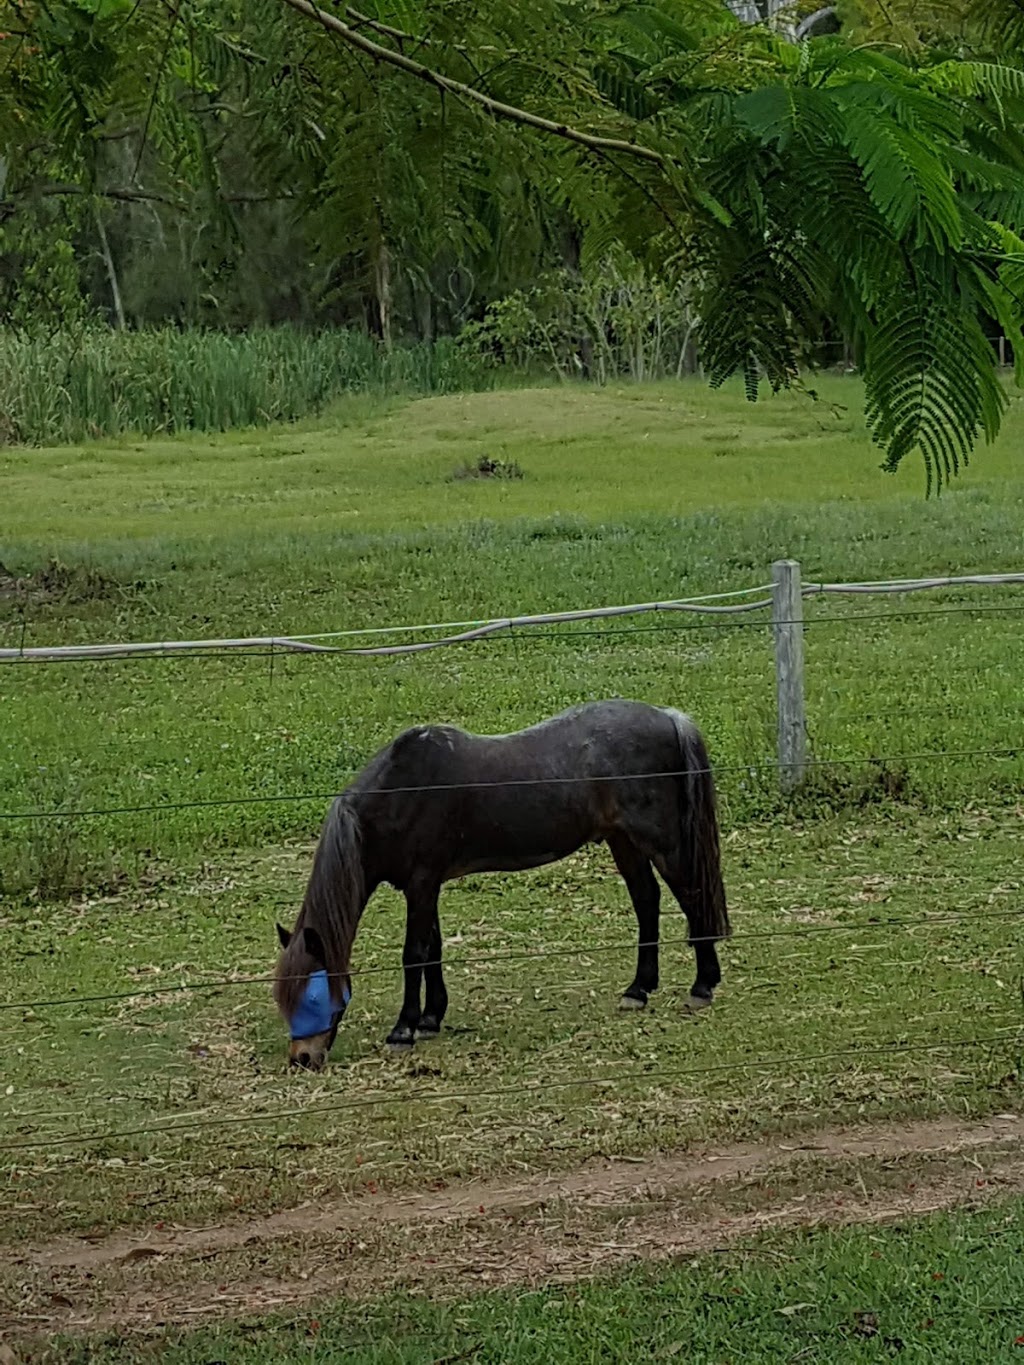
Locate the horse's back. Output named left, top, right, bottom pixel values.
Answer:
left=496, top=699, right=687, bottom=777
left=352, top=700, right=691, bottom=789
left=345, top=700, right=701, bottom=886
left=365, top=700, right=688, bottom=786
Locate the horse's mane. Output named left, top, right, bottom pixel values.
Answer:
left=274, top=797, right=365, bottom=1015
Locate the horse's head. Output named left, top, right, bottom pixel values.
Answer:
left=273, top=922, right=351, bottom=1070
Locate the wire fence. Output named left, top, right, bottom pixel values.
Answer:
left=1, top=744, right=1019, bottom=823
left=2, top=1031, right=1019, bottom=1153
left=1, top=565, right=1022, bottom=1167
left=2, top=905, right=1021, bottom=1015
left=4, top=572, right=1024, bottom=663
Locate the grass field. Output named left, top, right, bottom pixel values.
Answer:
left=1, top=374, right=1023, bottom=1350
left=2, top=377, right=1023, bottom=895
left=2, top=809, right=1022, bottom=1249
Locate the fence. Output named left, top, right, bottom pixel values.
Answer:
left=1, top=564, right=1022, bottom=1166
left=4, top=560, right=1023, bottom=801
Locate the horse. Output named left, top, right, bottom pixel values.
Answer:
left=273, top=699, right=730, bottom=1069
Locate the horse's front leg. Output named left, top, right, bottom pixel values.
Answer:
left=387, top=881, right=440, bottom=1050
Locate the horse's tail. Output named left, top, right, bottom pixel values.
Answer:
left=662, top=708, right=731, bottom=944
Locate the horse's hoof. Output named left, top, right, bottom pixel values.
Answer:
left=386, top=1025, right=416, bottom=1050
left=619, top=992, right=648, bottom=1011
left=415, top=1024, right=441, bottom=1041
left=685, top=993, right=713, bottom=1013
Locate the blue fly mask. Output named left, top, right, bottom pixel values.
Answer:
left=290, top=969, right=351, bottom=1040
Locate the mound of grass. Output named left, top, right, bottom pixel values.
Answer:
left=449, top=454, right=525, bottom=480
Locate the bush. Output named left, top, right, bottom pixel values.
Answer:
left=0, top=326, right=499, bottom=445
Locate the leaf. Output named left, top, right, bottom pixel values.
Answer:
left=735, top=85, right=840, bottom=153
left=862, top=271, right=1005, bottom=491
left=841, top=106, right=962, bottom=249
left=923, top=60, right=1024, bottom=105
left=67, top=0, right=135, bottom=17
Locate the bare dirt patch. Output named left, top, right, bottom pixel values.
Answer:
left=2, top=1112, right=1022, bottom=1342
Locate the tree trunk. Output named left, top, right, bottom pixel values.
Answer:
left=94, top=204, right=126, bottom=329
left=414, top=285, right=433, bottom=342
left=376, top=246, right=392, bottom=348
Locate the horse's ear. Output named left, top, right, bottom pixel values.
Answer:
left=276, top=922, right=292, bottom=950
left=303, top=925, right=327, bottom=965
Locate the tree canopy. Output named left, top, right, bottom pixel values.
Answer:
left=3, top=0, right=1024, bottom=485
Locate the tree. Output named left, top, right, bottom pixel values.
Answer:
left=3, top=0, right=1024, bottom=487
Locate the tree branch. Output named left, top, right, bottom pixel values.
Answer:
left=277, top=0, right=666, bottom=166
left=0, top=184, right=296, bottom=220
left=28, top=184, right=184, bottom=207
left=344, top=5, right=516, bottom=59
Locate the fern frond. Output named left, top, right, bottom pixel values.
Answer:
left=794, top=146, right=903, bottom=310
left=972, top=0, right=1024, bottom=48
left=734, top=83, right=842, bottom=151
left=697, top=237, right=825, bottom=397
left=841, top=105, right=962, bottom=249
left=863, top=275, right=1004, bottom=491
left=921, top=60, right=1024, bottom=104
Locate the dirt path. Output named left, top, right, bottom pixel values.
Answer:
left=3, top=1112, right=1023, bottom=1342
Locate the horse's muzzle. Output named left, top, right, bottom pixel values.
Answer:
left=287, top=1027, right=334, bottom=1071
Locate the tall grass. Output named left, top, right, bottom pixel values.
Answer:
left=0, top=326, right=498, bottom=445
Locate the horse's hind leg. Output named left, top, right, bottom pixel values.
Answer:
left=388, top=880, right=440, bottom=1050
left=608, top=834, right=660, bottom=1010
left=417, top=911, right=448, bottom=1041
left=658, top=860, right=721, bottom=1012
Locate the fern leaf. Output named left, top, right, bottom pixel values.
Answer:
left=863, top=278, right=1005, bottom=491
left=841, top=105, right=962, bottom=249
left=921, top=60, right=1024, bottom=104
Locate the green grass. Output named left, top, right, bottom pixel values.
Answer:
left=1, top=375, right=1023, bottom=1248
left=42, top=1199, right=1024, bottom=1362
left=2, top=377, right=1024, bottom=893
left=1, top=810, right=1021, bottom=1245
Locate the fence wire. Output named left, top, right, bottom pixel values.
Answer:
left=2, top=568, right=1023, bottom=1172
left=8, top=986, right=1022, bottom=1124
left=3, top=570, right=1023, bottom=664
left=1, top=744, right=1019, bottom=824
left=1, top=1030, right=1018, bottom=1154
left=2, top=905, right=1021, bottom=1015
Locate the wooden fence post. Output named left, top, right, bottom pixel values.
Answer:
left=771, top=559, right=807, bottom=794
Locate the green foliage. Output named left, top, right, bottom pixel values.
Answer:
left=463, top=253, right=695, bottom=381
left=0, top=326, right=497, bottom=443
left=863, top=268, right=1003, bottom=488
left=650, top=35, right=1024, bottom=486
left=3, top=1, right=1024, bottom=482
left=0, top=204, right=89, bottom=332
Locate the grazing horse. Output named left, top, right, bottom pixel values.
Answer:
left=273, top=699, right=730, bottom=1069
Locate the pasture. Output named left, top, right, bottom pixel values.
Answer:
left=1, top=375, right=1023, bottom=1350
